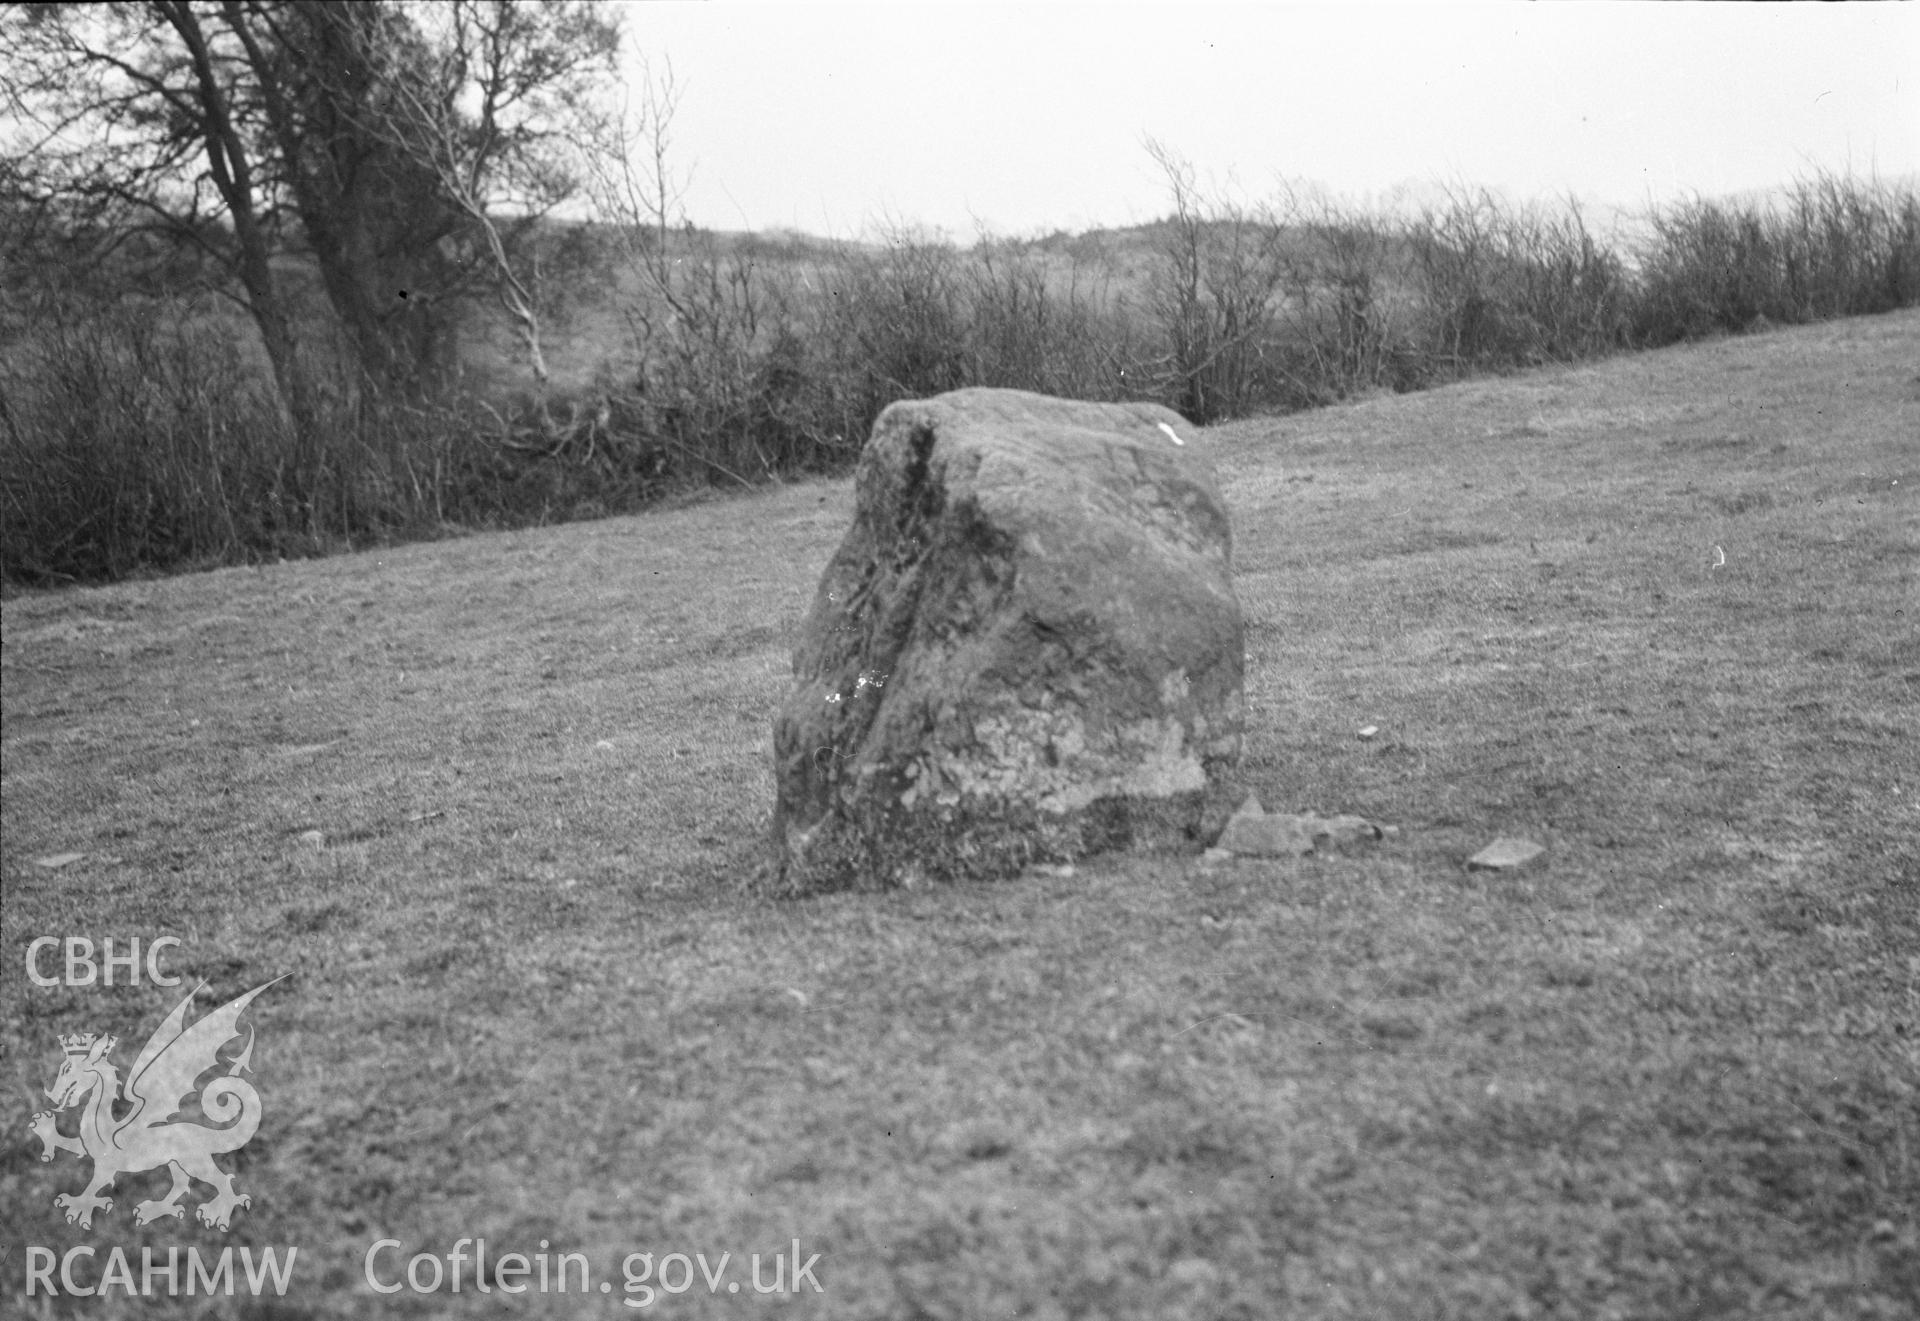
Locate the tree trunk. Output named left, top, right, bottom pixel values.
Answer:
left=242, top=250, right=308, bottom=425
left=159, top=0, right=308, bottom=422
left=229, top=0, right=460, bottom=399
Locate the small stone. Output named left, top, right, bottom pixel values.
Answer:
left=1358, top=725, right=1379, bottom=740
left=295, top=830, right=326, bottom=849
left=33, top=852, right=86, bottom=869
left=1218, top=809, right=1317, bottom=857
left=1467, top=837, right=1545, bottom=870
left=1200, top=846, right=1234, bottom=865
left=1216, top=800, right=1392, bottom=857
left=1315, top=814, right=1384, bottom=846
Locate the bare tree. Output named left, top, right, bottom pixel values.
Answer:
left=3, top=0, right=620, bottom=407
left=332, top=0, right=621, bottom=397
left=577, top=61, right=789, bottom=484
left=1142, top=139, right=1290, bottom=422
left=6, top=4, right=306, bottom=409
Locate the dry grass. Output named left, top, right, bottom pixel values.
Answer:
left=3, top=311, right=1916, bottom=1319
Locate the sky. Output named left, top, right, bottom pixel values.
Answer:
left=612, top=1, right=1919, bottom=240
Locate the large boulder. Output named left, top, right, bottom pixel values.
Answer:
left=770, top=388, right=1244, bottom=892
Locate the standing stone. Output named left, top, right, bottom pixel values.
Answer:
left=771, top=387, right=1245, bottom=892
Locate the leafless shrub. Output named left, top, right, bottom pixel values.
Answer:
left=1633, top=172, right=1920, bottom=344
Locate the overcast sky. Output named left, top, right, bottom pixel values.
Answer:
left=612, top=1, right=1918, bottom=239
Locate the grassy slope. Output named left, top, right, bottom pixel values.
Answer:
left=2, top=312, right=1915, bottom=1319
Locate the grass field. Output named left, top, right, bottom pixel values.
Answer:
left=3, top=310, right=1916, bottom=1319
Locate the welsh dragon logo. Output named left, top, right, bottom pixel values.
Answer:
left=29, top=977, right=284, bottom=1231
